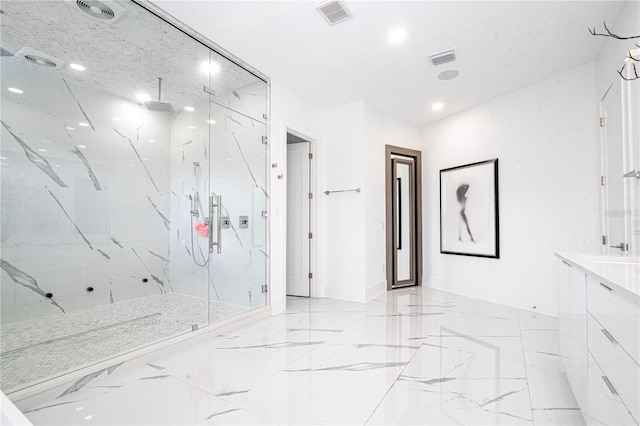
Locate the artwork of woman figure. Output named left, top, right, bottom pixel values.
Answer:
left=456, top=183, right=475, bottom=243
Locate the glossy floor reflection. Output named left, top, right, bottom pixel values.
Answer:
left=22, top=287, right=583, bottom=425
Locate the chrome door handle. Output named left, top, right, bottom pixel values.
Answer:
left=216, top=195, right=221, bottom=254
left=209, top=195, right=222, bottom=254
left=623, top=169, right=640, bottom=179
left=609, top=243, right=627, bottom=250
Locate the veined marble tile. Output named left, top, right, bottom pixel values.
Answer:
left=231, top=343, right=414, bottom=425
left=259, top=310, right=367, bottom=332
left=406, top=336, right=527, bottom=380
left=526, top=364, right=578, bottom=409
left=24, top=365, right=271, bottom=425
left=285, top=297, right=368, bottom=314
left=517, top=309, right=558, bottom=330
left=449, top=295, right=519, bottom=320
left=326, top=314, right=441, bottom=347
left=521, top=330, right=559, bottom=357
left=532, top=408, right=585, bottom=425
left=157, top=328, right=326, bottom=396
left=432, top=310, right=521, bottom=337
left=367, top=377, right=533, bottom=425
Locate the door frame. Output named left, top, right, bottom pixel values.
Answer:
left=385, top=145, right=422, bottom=290
left=285, top=126, right=318, bottom=298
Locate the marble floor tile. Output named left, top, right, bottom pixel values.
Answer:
left=526, top=364, right=579, bottom=409
left=517, top=309, right=558, bottom=330
left=230, top=343, right=415, bottom=425
left=24, top=365, right=272, bottom=425
left=11, top=287, right=586, bottom=426
left=259, top=310, right=367, bottom=332
left=326, top=314, right=441, bottom=347
left=367, top=377, right=533, bottom=425
left=521, top=330, right=559, bottom=356
left=449, top=295, right=519, bottom=320
left=532, top=408, right=585, bottom=425
left=433, top=310, right=521, bottom=337
left=407, top=336, right=527, bottom=380
left=157, top=329, right=327, bottom=396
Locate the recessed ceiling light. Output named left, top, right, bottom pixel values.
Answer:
left=42, top=139, right=51, bottom=144
left=69, top=63, right=86, bottom=71
left=432, top=102, right=444, bottom=111
left=65, top=126, right=75, bottom=131
left=38, top=148, right=47, bottom=152
left=78, top=122, right=89, bottom=127
left=207, top=120, right=216, bottom=125
left=438, top=70, right=460, bottom=81
left=184, top=106, right=195, bottom=112
left=8, top=87, right=23, bottom=94
left=188, top=125, right=196, bottom=129
left=0, top=156, right=7, bottom=160
left=149, top=139, right=155, bottom=143
left=112, top=116, right=123, bottom=121
left=200, top=61, right=221, bottom=74
left=78, top=145, right=87, bottom=148
left=136, top=93, right=151, bottom=103
left=388, top=28, right=408, bottom=44
left=226, top=158, right=232, bottom=162
left=55, top=164, right=60, bottom=167
left=142, top=157, right=148, bottom=161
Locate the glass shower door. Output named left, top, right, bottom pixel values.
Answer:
left=207, top=80, right=268, bottom=316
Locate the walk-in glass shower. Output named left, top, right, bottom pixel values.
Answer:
left=0, top=0, right=269, bottom=392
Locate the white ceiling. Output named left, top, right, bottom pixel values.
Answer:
left=152, top=0, right=625, bottom=126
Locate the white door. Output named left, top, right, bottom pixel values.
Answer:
left=286, top=141, right=310, bottom=297
left=603, top=84, right=627, bottom=254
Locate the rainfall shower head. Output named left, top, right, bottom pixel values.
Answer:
left=146, top=77, right=174, bottom=113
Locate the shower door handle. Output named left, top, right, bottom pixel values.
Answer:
left=209, top=195, right=222, bottom=254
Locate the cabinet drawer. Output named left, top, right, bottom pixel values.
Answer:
left=588, top=313, right=640, bottom=423
left=584, top=352, right=638, bottom=425
left=587, top=275, right=639, bottom=363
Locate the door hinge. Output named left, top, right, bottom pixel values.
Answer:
left=602, top=235, right=607, bottom=245
left=262, top=136, right=268, bottom=144
left=308, top=272, right=313, bottom=279
left=308, top=232, right=313, bottom=239
left=263, top=113, right=267, bottom=120
left=601, top=176, right=606, bottom=186
left=261, top=285, right=268, bottom=293
left=600, top=117, right=605, bottom=127
left=308, top=153, right=313, bottom=160
left=308, top=192, right=313, bottom=199
left=262, top=210, right=268, bottom=219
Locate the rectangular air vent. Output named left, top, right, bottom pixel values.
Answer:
left=317, top=0, right=353, bottom=25
left=429, top=49, right=456, bottom=66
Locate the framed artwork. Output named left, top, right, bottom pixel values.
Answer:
left=440, top=158, right=499, bottom=258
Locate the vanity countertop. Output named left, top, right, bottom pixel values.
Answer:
left=555, top=252, right=640, bottom=300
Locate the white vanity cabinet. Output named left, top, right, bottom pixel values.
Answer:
left=556, top=253, right=640, bottom=426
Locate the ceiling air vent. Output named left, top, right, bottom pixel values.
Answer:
left=65, top=0, right=126, bottom=24
left=317, top=1, right=353, bottom=25
left=16, top=47, right=65, bottom=69
left=429, top=49, right=456, bottom=66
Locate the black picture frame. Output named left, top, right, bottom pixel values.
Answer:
left=439, top=158, right=499, bottom=259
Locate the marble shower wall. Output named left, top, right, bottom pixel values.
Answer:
left=1, top=63, right=172, bottom=324
left=169, top=81, right=268, bottom=308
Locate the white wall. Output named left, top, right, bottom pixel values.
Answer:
left=317, top=100, right=423, bottom=303
left=270, top=81, right=322, bottom=314
left=421, top=62, right=600, bottom=315
left=320, top=101, right=366, bottom=301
